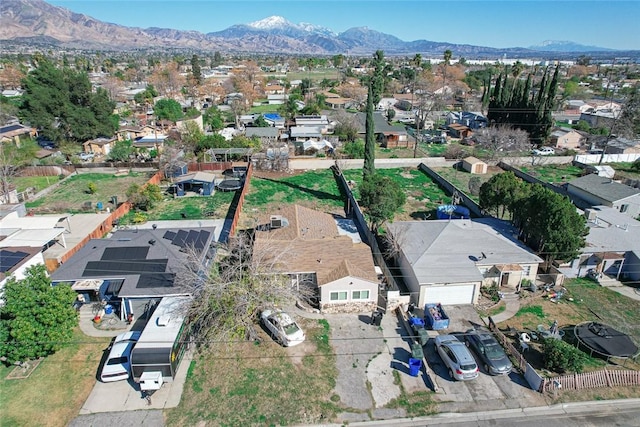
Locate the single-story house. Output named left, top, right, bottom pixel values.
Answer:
left=0, top=122, right=36, bottom=146
left=245, top=127, right=280, bottom=144
left=50, top=226, right=215, bottom=320
left=0, top=246, right=45, bottom=292
left=566, top=174, right=640, bottom=218
left=133, top=134, right=168, bottom=151
left=290, top=126, right=324, bottom=141
left=461, top=156, right=487, bottom=174
left=267, top=94, right=288, bottom=105
left=387, top=219, right=543, bottom=306
left=83, top=137, right=116, bottom=156
left=117, top=125, right=156, bottom=142
left=253, top=205, right=379, bottom=313
left=605, top=137, right=640, bottom=155
left=445, top=111, right=488, bottom=130
left=549, top=127, right=586, bottom=150
left=355, top=112, right=412, bottom=149
left=172, top=171, right=217, bottom=196
left=556, top=206, right=640, bottom=282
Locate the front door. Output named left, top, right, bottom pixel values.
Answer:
left=501, top=272, right=510, bottom=287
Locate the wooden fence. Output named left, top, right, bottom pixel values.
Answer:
left=488, top=317, right=640, bottom=393
left=226, top=163, right=253, bottom=240
left=541, top=369, right=640, bottom=393
left=46, top=170, right=163, bottom=271
left=187, top=162, right=233, bottom=172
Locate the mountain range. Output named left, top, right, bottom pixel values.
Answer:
left=0, top=0, right=633, bottom=58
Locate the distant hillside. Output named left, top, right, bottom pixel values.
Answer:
left=1, top=0, right=636, bottom=59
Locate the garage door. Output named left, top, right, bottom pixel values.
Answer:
left=422, top=284, right=476, bottom=306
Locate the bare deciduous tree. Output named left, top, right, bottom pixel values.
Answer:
left=178, top=234, right=314, bottom=345
left=473, top=126, right=530, bottom=161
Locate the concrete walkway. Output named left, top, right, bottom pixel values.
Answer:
left=482, top=293, right=521, bottom=324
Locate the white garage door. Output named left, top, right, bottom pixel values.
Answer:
left=422, top=284, right=476, bottom=306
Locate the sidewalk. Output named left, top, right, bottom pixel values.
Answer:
left=482, top=293, right=521, bottom=324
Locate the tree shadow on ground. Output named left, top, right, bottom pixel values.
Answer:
left=258, top=177, right=343, bottom=203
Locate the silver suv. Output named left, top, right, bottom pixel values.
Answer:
left=435, top=334, right=479, bottom=381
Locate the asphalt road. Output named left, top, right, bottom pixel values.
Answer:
left=316, top=399, right=640, bottom=427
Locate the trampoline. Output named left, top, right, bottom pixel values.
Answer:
left=574, top=322, right=638, bottom=360
left=216, top=179, right=242, bottom=191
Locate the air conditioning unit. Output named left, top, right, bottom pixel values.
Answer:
left=270, top=215, right=283, bottom=229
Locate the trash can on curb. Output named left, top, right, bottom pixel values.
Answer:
left=411, top=342, right=424, bottom=360
left=371, top=310, right=383, bottom=326
left=409, top=357, right=422, bottom=377
left=104, top=304, right=113, bottom=315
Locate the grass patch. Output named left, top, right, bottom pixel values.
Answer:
left=243, top=169, right=343, bottom=212
left=515, top=305, right=545, bottom=318
left=0, top=328, right=110, bottom=427
left=24, top=172, right=151, bottom=213
left=386, top=370, right=436, bottom=417
left=10, top=175, right=61, bottom=193
left=342, top=167, right=452, bottom=221
left=433, top=166, right=502, bottom=203
left=478, top=300, right=507, bottom=318
left=519, top=164, right=584, bottom=184
left=120, top=191, right=236, bottom=223
left=605, top=162, right=640, bottom=180
left=165, top=319, right=339, bottom=426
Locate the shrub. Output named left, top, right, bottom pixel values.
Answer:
left=543, top=338, right=588, bottom=373
left=132, top=212, right=148, bottom=224
left=481, top=282, right=501, bottom=302
left=87, top=182, right=97, bottom=194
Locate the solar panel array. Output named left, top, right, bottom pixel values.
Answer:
left=83, top=259, right=168, bottom=277
left=0, top=250, right=30, bottom=273
left=102, top=246, right=149, bottom=260
left=0, top=124, right=23, bottom=133
left=163, top=229, right=211, bottom=253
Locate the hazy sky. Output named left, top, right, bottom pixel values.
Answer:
left=47, top=0, right=640, bottom=50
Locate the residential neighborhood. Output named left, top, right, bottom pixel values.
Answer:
left=1, top=2, right=640, bottom=427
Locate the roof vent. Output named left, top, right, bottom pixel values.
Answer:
left=157, top=315, right=170, bottom=327
left=149, top=239, right=156, bottom=245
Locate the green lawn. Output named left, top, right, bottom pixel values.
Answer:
left=10, top=175, right=61, bottom=193
left=24, top=172, right=151, bottom=213
left=243, top=169, right=344, bottom=213
left=165, top=319, right=340, bottom=426
left=0, top=328, right=110, bottom=427
left=248, top=104, right=281, bottom=114
left=433, top=166, right=500, bottom=202
left=120, top=191, right=236, bottom=223
left=606, top=162, right=640, bottom=180
left=519, top=164, right=584, bottom=184
left=342, top=168, right=452, bottom=221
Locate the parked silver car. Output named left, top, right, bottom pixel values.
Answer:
left=100, top=331, right=141, bottom=382
left=464, top=329, right=513, bottom=375
left=435, top=334, right=479, bottom=381
left=261, top=309, right=305, bottom=347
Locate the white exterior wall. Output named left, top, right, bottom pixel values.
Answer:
left=320, top=276, right=378, bottom=306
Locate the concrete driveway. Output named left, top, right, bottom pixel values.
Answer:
left=425, top=305, right=546, bottom=412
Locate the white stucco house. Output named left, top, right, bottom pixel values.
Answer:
left=387, top=219, right=543, bottom=307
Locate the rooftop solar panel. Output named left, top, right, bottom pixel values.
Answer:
left=163, top=230, right=177, bottom=241
left=183, top=230, right=199, bottom=248
left=194, top=230, right=211, bottom=253
left=0, top=124, right=23, bottom=133
left=136, top=273, right=176, bottom=288
left=0, top=250, right=30, bottom=273
left=83, top=259, right=168, bottom=277
left=173, top=230, right=188, bottom=248
left=101, top=246, right=149, bottom=261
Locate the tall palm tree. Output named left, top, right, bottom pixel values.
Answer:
left=442, top=50, right=452, bottom=98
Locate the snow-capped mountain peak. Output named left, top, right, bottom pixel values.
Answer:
left=247, top=16, right=291, bottom=30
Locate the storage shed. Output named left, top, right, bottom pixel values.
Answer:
left=461, top=156, right=488, bottom=174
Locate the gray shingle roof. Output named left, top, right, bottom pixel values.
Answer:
left=387, top=220, right=542, bottom=285
left=568, top=173, right=640, bottom=203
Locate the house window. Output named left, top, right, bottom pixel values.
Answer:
left=620, top=204, right=629, bottom=213
left=330, top=291, right=348, bottom=301
left=522, top=265, right=531, bottom=276
left=352, top=290, right=370, bottom=300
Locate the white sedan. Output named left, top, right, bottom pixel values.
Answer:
left=100, top=331, right=141, bottom=382
left=261, top=309, right=306, bottom=347
left=532, top=146, right=555, bottom=156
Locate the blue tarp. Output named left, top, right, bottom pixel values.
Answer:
left=436, top=205, right=470, bottom=220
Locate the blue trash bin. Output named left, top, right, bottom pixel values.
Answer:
left=104, top=304, right=113, bottom=315
left=409, top=357, right=422, bottom=377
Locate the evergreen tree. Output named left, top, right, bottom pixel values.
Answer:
left=19, top=59, right=117, bottom=142
left=0, top=265, right=77, bottom=364
left=363, top=82, right=376, bottom=181
left=191, top=54, right=202, bottom=85
left=370, top=50, right=387, bottom=105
